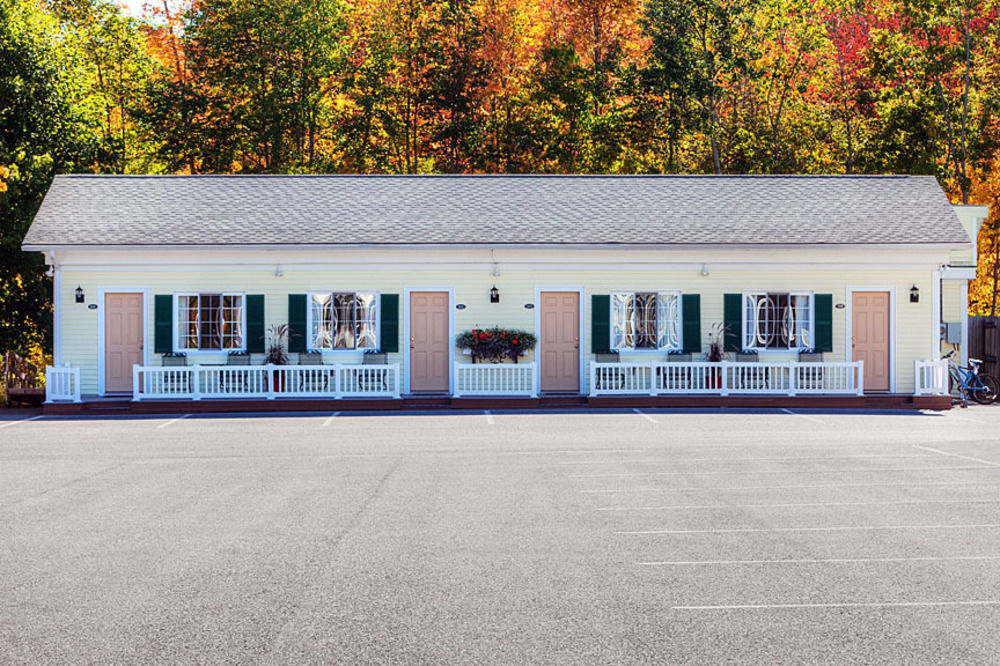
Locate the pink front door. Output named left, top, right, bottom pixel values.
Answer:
left=539, top=292, right=580, bottom=392
left=409, top=291, right=450, bottom=392
left=105, top=292, right=143, bottom=393
left=852, top=291, right=890, bottom=391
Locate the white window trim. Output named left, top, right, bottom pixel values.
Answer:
left=742, top=291, right=815, bottom=353
left=173, top=292, right=247, bottom=355
left=610, top=290, right=683, bottom=353
left=305, top=290, right=381, bottom=353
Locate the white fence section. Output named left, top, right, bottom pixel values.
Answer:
left=45, top=365, right=81, bottom=403
left=914, top=359, right=949, bottom=395
left=454, top=363, right=537, bottom=397
left=590, top=361, right=864, bottom=397
left=133, top=364, right=400, bottom=401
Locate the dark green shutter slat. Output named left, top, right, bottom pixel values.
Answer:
left=288, top=294, right=307, bottom=353
left=380, top=293, right=399, bottom=353
left=681, top=294, right=701, bottom=354
left=246, top=295, right=265, bottom=353
left=591, top=294, right=611, bottom=353
left=154, top=295, right=173, bottom=353
left=723, top=293, right=743, bottom=352
left=814, top=293, right=833, bottom=352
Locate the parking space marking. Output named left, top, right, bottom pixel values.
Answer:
left=0, top=415, right=44, bottom=429
left=322, top=411, right=340, bottom=427
left=673, top=600, right=1000, bottom=611
left=569, top=464, right=995, bottom=478
left=633, top=408, right=657, bottom=424
left=641, top=555, right=1000, bottom=566
left=912, top=444, right=998, bottom=467
left=582, top=480, right=1000, bottom=493
left=598, top=498, right=1000, bottom=511
left=155, top=414, right=191, bottom=429
left=484, top=410, right=495, bottom=425
left=562, top=454, right=933, bottom=465
left=617, top=523, right=1000, bottom=535
left=780, top=408, right=825, bottom=424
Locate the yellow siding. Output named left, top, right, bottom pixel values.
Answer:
left=59, top=264, right=939, bottom=395
left=949, top=206, right=987, bottom=267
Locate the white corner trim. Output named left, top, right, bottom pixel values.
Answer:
left=97, top=288, right=149, bottom=396
left=53, top=266, right=62, bottom=367
left=403, top=287, right=455, bottom=395
left=931, top=269, right=942, bottom=361
left=845, top=286, right=898, bottom=394
left=534, top=287, right=586, bottom=394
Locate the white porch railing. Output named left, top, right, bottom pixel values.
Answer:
left=133, top=364, right=400, bottom=401
left=45, top=365, right=81, bottom=403
left=590, top=361, right=865, bottom=397
left=914, top=359, right=949, bottom=395
left=454, top=363, right=537, bottom=397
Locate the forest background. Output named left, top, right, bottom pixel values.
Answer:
left=3, top=0, right=1000, bottom=360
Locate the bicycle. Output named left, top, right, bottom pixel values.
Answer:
left=943, top=350, right=1000, bottom=406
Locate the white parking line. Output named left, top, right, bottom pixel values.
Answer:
left=322, top=411, right=340, bottom=427
left=484, top=410, right=495, bottom=425
left=617, top=523, right=1000, bottom=535
left=642, top=555, right=1000, bottom=566
left=780, top=408, right=825, bottom=424
left=561, top=454, right=933, bottom=465
left=673, top=600, right=1000, bottom=611
left=912, top=444, right=998, bottom=467
left=569, top=464, right=995, bottom=478
left=582, top=480, right=1000, bottom=493
left=155, top=414, right=191, bottom=429
left=633, top=408, right=657, bottom=424
left=598, top=498, right=1000, bottom=511
left=0, top=415, right=44, bottom=429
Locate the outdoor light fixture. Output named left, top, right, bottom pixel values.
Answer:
left=490, top=285, right=500, bottom=303
left=75, top=286, right=85, bottom=303
left=275, top=265, right=283, bottom=277
left=910, top=285, right=919, bottom=303
left=701, top=264, right=710, bottom=277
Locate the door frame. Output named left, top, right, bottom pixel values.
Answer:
left=97, top=287, right=149, bottom=395
left=403, top=287, right=455, bottom=395
left=845, top=286, right=896, bottom=394
left=534, top=287, right=586, bottom=394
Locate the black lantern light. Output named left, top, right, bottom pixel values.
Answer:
left=909, top=285, right=919, bottom=303
left=490, top=285, right=500, bottom=303
left=75, top=286, right=85, bottom=303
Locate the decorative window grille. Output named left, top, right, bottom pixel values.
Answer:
left=176, top=293, right=244, bottom=351
left=309, top=292, right=378, bottom=350
left=743, top=292, right=812, bottom=350
left=611, top=292, right=681, bottom=351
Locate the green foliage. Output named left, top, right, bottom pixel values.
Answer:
left=457, top=327, right=537, bottom=363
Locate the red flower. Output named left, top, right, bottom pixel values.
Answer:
left=512, top=339, right=519, bottom=345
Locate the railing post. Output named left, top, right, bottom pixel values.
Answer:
left=720, top=361, right=729, bottom=396
left=393, top=363, right=401, bottom=398
left=133, top=365, right=141, bottom=402
left=454, top=363, right=462, bottom=398
left=788, top=361, right=797, bottom=396
left=334, top=364, right=342, bottom=399
left=193, top=365, right=202, bottom=401
left=266, top=364, right=275, bottom=400
left=856, top=361, right=864, bottom=396
left=648, top=362, right=656, bottom=396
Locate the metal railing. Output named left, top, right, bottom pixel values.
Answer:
left=133, top=364, right=400, bottom=401
left=454, top=363, right=537, bottom=397
left=914, top=359, right=949, bottom=396
left=45, top=365, right=81, bottom=403
left=590, top=360, right=865, bottom=397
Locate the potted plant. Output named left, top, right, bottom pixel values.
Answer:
left=265, top=324, right=290, bottom=391
left=706, top=322, right=729, bottom=388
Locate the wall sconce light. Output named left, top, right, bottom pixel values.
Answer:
left=75, top=286, right=85, bottom=303
left=275, top=265, right=283, bottom=277
left=490, top=285, right=500, bottom=303
left=910, top=285, right=919, bottom=303
left=701, top=264, right=710, bottom=277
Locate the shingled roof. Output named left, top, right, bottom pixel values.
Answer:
left=22, top=174, right=972, bottom=248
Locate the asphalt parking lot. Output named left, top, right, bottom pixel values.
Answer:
left=2, top=406, right=1000, bottom=664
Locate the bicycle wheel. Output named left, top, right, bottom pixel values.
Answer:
left=972, top=374, right=1000, bottom=404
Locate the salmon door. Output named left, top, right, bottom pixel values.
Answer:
left=105, top=292, right=144, bottom=393
left=409, top=291, right=450, bottom=392
left=852, top=291, right=890, bottom=391
left=539, top=291, right=580, bottom=392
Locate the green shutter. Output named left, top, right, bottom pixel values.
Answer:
left=246, top=295, right=265, bottom=353
left=814, top=293, right=833, bottom=352
left=723, top=293, right=743, bottom=352
left=380, top=293, right=400, bottom=353
left=154, top=295, right=173, bottom=353
left=591, top=294, right=611, bottom=353
left=681, top=294, right=701, bottom=354
left=288, top=294, right=307, bottom=353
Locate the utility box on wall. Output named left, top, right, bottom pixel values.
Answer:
left=944, top=322, right=963, bottom=344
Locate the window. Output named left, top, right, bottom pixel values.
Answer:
left=611, top=292, right=681, bottom=351
left=176, top=293, right=244, bottom=351
left=743, top=292, right=812, bottom=350
left=309, top=292, right=378, bottom=350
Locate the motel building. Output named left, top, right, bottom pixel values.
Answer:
left=22, top=174, right=985, bottom=413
